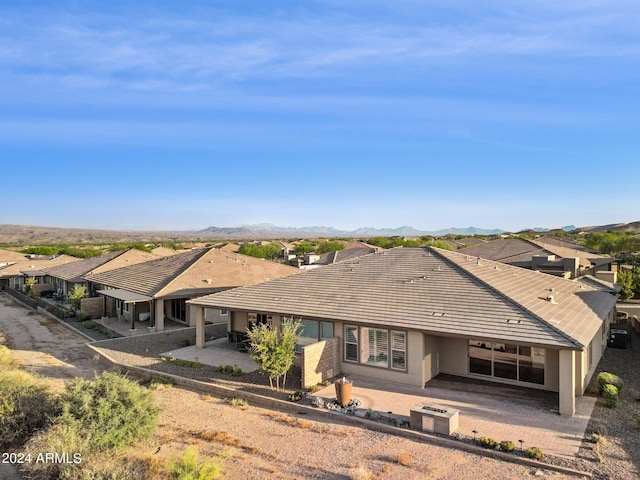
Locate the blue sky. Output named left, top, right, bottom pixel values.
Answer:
left=2, top=1, right=639, bottom=232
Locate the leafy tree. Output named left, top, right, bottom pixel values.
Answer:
left=293, top=241, right=315, bottom=254
left=24, top=276, right=37, bottom=297
left=316, top=240, right=345, bottom=255
left=617, top=271, right=635, bottom=300
left=246, top=318, right=301, bottom=391
left=68, top=284, right=87, bottom=310
left=238, top=243, right=282, bottom=260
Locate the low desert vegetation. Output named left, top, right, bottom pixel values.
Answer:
left=0, top=349, right=56, bottom=448
left=166, top=446, right=224, bottom=480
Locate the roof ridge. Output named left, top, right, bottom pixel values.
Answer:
left=430, top=247, right=583, bottom=349
left=154, top=247, right=213, bottom=297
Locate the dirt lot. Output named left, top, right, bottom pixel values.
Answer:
left=0, top=294, right=581, bottom=479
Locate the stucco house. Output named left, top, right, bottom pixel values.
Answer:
left=84, top=246, right=299, bottom=331
left=459, top=238, right=614, bottom=278
left=188, top=246, right=618, bottom=416
left=41, top=248, right=161, bottom=299
left=0, top=255, right=81, bottom=293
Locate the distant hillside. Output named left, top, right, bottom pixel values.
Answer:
left=1, top=220, right=638, bottom=245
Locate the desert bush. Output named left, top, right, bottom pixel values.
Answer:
left=350, top=465, right=375, bottom=480
left=479, top=436, right=497, bottom=449
left=525, top=446, right=544, bottom=460
left=228, top=398, right=248, bottom=408
left=82, top=320, right=97, bottom=329
left=178, top=338, right=191, bottom=348
left=0, top=368, right=56, bottom=448
left=166, top=446, right=223, bottom=480
left=0, top=345, right=15, bottom=369
left=287, top=391, right=303, bottom=402
left=499, top=440, right=515, bottom=452
left=597, top=372, right=623, bottom=393
left=396, top=453, right=412, bottom=465
left=310, top=396, right=324, bottom=408
left=21, top=424, right=156, bottom=480
left=78, top=312, right=92, bottom=322
left=58, top=371, right=159, bottom=452
left=366, top=409, right=382, bottom=421
left=149, top=376, right=174, bottom=390
left=602, top=384, right=619, bottom=408
left=306, top=384, right=321, bottom=393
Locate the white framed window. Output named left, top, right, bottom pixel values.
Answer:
left=391, top=331, right=406, bottom=370
left=344, top=326, right=406, bottom=371
left=344, top=325, right=358, bottom=362
left=220, top=309, right=228, bottom=316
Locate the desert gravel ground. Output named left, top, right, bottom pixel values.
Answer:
left=0, top=293, right=623, bottom=479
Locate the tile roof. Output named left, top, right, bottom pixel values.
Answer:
left=85, top=247, right=300, bottom=298
left=0, top=255, right=82, bottom=278
left=189, top=247, right=617, bottom=349
left=41, top=250, right=128, bottom=282
left=0, top=248, right=29, bottom=263
left=314, top=246, right=378, bottom=265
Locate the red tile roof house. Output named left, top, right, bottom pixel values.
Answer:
left=187, top=246, right=619, bottom=416
left=84, top=247, right=299, bottom=332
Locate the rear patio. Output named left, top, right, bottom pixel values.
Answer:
left=312, top=373, right=596, bottom=459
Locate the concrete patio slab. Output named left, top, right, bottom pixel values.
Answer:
left=96, top=316, right=188, bottom=337
left=314, top=374, right=595, bottom=459
left=160, top=337, right=259, bottom=373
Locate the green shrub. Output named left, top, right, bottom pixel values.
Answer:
left=597, top=372, right=623, bottom=393
left=499, top=440, right=515, bottom=452
left=58, top=371, right=159, bottom=452
left=149, top=376, right=174, bottom=390
left=525, top=446, right=544, bottom=460
left=228, top=398, right=248, bottom=408
left=602, top=384, right=619, bottom=408
left=178, top=338, right=191, bottom=348
left=0, top=345, right=15, bottom=370
left=166, top=446, right=223, bottom=480
left=479, top=437, right=496, bottom=449
left=82, top=320, right=97, bottom=329
left=306, top=384, right=321, bottom=393
left=0, top=368, right=56, bottom=448
left=21, top=424, right=154, bottom=480
left=78, top=312, right=92, bottom=322
left=287, top=391, right=303, bottom=402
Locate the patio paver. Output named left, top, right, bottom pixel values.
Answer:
left=161, top=337, right=259, bottom=373
left=314, top=374, right=595, bottom=459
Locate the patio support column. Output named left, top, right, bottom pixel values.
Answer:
left=559, top=349, right=576, bottom=416
left=155, top=299, right=165, bottom=332
left=195, top=306, right=205, bottom=349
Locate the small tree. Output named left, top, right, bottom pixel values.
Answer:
left=68, top=284, right=87, bottom=311
left=24, top=277, right=37, bottom=297
left=246, top=318, right=301, bottom=391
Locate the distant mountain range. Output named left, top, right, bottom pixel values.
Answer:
left=0, top=222, right=636, bottom=245
left=199, top=223, right=577, bottom=238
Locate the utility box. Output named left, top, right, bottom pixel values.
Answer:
left=609, top=328, right=628, bottom=349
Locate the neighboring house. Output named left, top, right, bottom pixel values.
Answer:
left=0, top=255, right=81, bottom=292
left=84, top=247, right=299, bottom=331
left=188, top=246, right=618, bottom=416
left=459, top=238, right=613, bottom=278
left=0, top=248, right=29, bottom=267
left=289, top=242, right=380, bottom=269
left=41, top=249, right=162, bottom=301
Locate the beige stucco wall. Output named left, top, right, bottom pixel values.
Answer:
left=301, top=338, right=340, bottom=388
left=423, top=334, right=439, bottom=384
left=437, top=337, right=468, bottom=376
left=545, top=348, right=559, bottom=392
left=332, top=322, right=425, bottom=387
left=204, top=308, right=229, bottom=324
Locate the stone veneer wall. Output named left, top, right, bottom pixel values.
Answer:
left=301, top=337, right=340, bottom=388
left=81, top=297, right=104, bottom=319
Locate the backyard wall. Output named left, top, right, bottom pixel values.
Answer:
left=81, top=297, right=104, bottom=319
left=301, top=337, right=340, bottom=388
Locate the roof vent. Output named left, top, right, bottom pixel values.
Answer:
left=204, top=279, right=212, bottom=284
left=546, top=295, right=557, bottom=304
